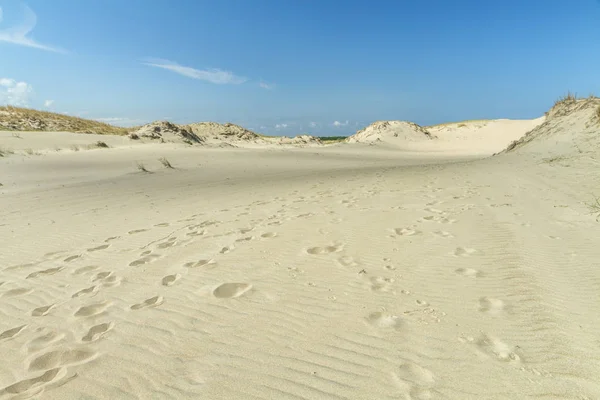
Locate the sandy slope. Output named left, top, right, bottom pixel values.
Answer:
left=1, top=113, right=600, bottom=399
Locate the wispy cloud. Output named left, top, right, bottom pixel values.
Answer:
left=309, top=122, right=317, bottom=128
left=275, top=123, right=288, bottom=129
left=332, top=120, right=349, bottom=127
left=44, top=99, right=54, bottom=108
left=94, top=117, right=146, bottom=127
left=259, top=81, right=275, bottom=90
left=0, top=5, right=66, bottom=53
left=143, top=58, right=247, bottom=84
left=0, top=78, right=33, bottom=106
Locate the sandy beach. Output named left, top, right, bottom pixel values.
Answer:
left=1, top=98, right=599, bottom=399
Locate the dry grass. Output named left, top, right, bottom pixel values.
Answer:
left=0, top=146, right=14, bottom=157
left=159, top=157, right=174, bottom=169
left=554, top=91, right=578, bottom=107
left=0, top=106, right=131, bottom=135
left=588, top=195, right=600, bottom=222
left=596, top=105, right=600, bottom=122
left=136, top=162, right=150, bottom=173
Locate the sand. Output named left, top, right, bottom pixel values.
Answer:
left=1, top=105, right=600, bottom=399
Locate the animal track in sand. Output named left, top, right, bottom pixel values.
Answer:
left=27, top=267, right=64, bottom=279
left=184, top=259, right=216, bottom=269
left=87, top=244, right=110, bottom=252
left=393, top=228, right=422, bottom=237
left=0, top=325, right=27, bottom=341
left=455, top=268, right=483, bottom=278
left=213, top=283, right=252, bottom=299
left=129, top=254, right=160, bottom=267
left=162, top=274, right=181, bottom=286
left=453, top=247, right=477, bottom=257
left=128, top=229, right=149, bottom=235
left=74, top=302, right=110, bottom=317
left=131, top=296, right=163, bottom=310
left=73, top=265, right=100, bottom=275
left=306, top=244, right=343, bottom=255
left=31, top=304, right=55, bottom=317
left=0, top=367, right=65, bottom=396
left=28, top=348, right=97, bottom=371
left=366, top=311, right=402, bottom=330
left=82, top=322, right=114, bottom=342
left=478, top=297, right=505, bottom=314
left=72, top=286, right=98, bottom=298
left=2, top=287, right=34, bottom=297
left=63, top=255, right=81, bottom=262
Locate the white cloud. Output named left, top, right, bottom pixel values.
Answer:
left=0, top=5, right=66, bottom=53
left=143, top=58, right=247, bottom=85
left=44, top=99, right=54, bottom=108
left=333, top=120, right=349, bottom=127
left=94, top=117, right=145, bottom=127
left=94, top=117, right=127, bottom=123
left=259, top=81, right=275, bottom=90
left=0, top=78, right=33, bottom=106
left=309, top=122, right=317, bottom=128
left=0, top=7, right=4, bottom=24
left=275, top=123, right=288, bottom=129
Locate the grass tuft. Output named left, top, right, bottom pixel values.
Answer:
left=0, top=146, right=15, bottom=157
left=588, top=195, right=600, bottom=222
left=159, top=157, right=174, bottom=169
left=136, top=162, right=150, bottom=173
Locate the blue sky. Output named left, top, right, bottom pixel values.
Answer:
left=1, top=0, right=599, bottom=136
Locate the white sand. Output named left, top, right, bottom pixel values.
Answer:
left=1, top=105, right=600, bottom=399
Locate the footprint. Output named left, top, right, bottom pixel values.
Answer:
left=479, top=297, right=505, bottom=314
left=82, top=322, right=114, bottom=342
left=63, top=255, right=81, bottom=262
left=219, top=245, right=234, bottom=254
left=186, top=230, right=205, bottom=237
left=239, top=228, right=254, bottom=234
left=154, top=222, right=170, bottom=227
left=28, top=348, right=97, bottom=371
left=28, top=331, right=65, bottom=352
left=162, top=274, right=181, bottom=286
left=0, top=325, right=27, bottom=341
left=370, top=277, right=395, bottom=292
left=128, top=229, right=149, bottom=234
left=306, top=244, right=343, bottom=255
left=337, top=256, right=359, bottom=268
left=27, top=267, right=64, bottom=279
left=72, top=286, right=98, bottom=298
left=104, top=236, right=120, bottom=243
left=129, top=254, right=160, bottom=267
left=74, top=302, right=109, bottom=317
left=392, top=360, right=436, bottom=400
left=93, top=271, right=112, bottom=281
left=213, top=283, right=252, bottom=299
left=184, top=259, right=216, bottom=269
left=455, top=268, right=483, bottom=278
left=3, top=287, right=34, bottom=297
left=157, top=237, right=177, bottom=249
left=131, top=296, right=163, bottom=310
left=87, top=244, right=109, bottom=252
left=235, top=236, right=254, bottom=243
left=73, top=265, right=100, bottom=275
left=261, top=232, right=277, bottom=238
left=1, top=367, right=65, bottom=396
left=475, top=333, right=521, bottom=364
left=366, top=311, right=402, bottom=330
left=433, top=230, right=453, bottom=238
left=453, top=247, right=477, bottom=257
left=32, top=304, right=55, bottom=317
left=393, top=228, right=421, bottom=236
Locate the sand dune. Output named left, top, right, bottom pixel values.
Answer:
left=1, top=101, right=600, bottom=399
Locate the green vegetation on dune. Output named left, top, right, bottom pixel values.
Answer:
left=319, top=136, right=347, bottom=142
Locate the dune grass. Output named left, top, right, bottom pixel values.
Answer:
left=159, top=157, right=174, bottom=169
left=0, top=106, right=130, bottom=135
